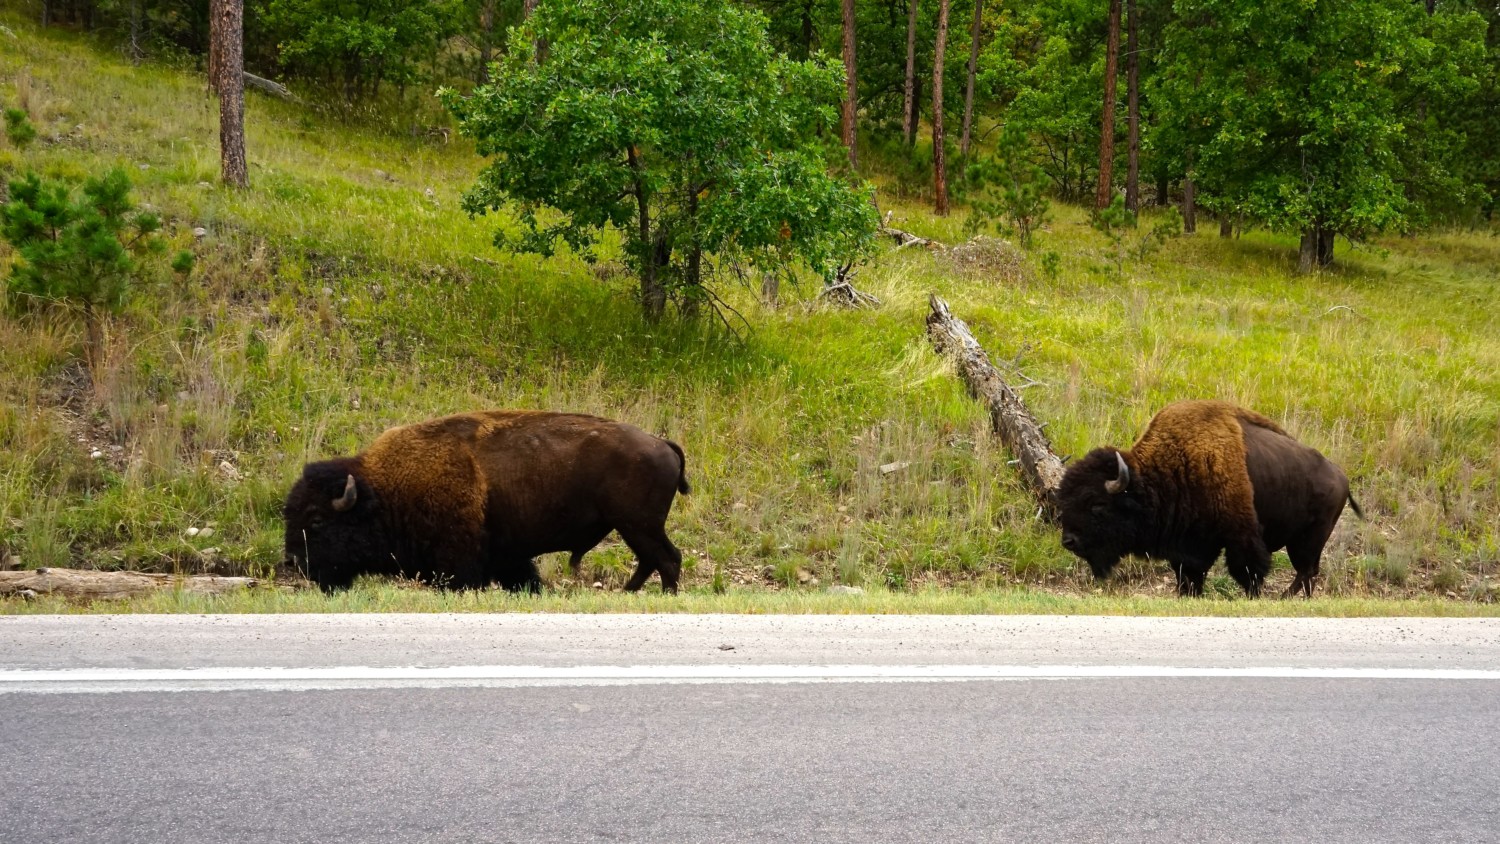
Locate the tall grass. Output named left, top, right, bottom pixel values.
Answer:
left=1, top=14, right=1497, bottom=605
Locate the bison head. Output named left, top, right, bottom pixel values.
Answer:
left=282, top=460, right=390, bottom=591
left=1055, top=448, right=1151, bottom=580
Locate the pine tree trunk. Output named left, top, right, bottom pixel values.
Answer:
left=841, top=0, right=859, bottom=170
left=1182, top=156, right=1196, bottom=234
left=1095, top=0, right=1121, bottom=209
left=801, top=1, right=814, bottom=62
left=207, top=0, right=220, bottom=95
left=1155, top=169, right=1169, bottom=206
left=960, top=0, right=982, bottom=159
left=932, top=0, right=950, bottom=215
left=213, top=0, right=248, bottom=189
left=1123, top=0, right=1140, bottom=213
left=908, top=71, right=922, bottom=148
left=42, top=0, right=50, bottom=27
left=902, top=0, right=920, bottom=147
left=478, top=0, right=495, bottom=83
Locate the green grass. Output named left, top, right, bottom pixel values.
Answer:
left=2, top=14, right=1499, bottom=613
left=5, top=580, right=1499, bottom=617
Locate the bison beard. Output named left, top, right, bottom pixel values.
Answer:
left=1056, top=401, right=1360, bottom=598
left=283, top=411, right=691, bottom=593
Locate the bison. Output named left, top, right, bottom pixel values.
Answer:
left=1056, top=400, right=1361, bottom=598
left=283, top=410, right=690, bottom=593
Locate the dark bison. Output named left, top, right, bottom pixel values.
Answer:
left=1056, top=400, right=1361, bottom=598
left=283, top=410, right=690, bottom=593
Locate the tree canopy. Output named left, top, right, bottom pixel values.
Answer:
left=441, top=0, right=879, bottom=319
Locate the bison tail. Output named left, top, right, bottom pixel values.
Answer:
left=665, top=439, right=691, bottom=495
left=1347, top=493, right=1365, bottom=520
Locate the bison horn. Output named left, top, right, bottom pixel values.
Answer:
left=1104, top=452, right=1130, bottom=495
left=331, top=474, right=358, bottom=512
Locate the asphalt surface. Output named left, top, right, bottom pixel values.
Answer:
left=2, top=614, right=1498, bottom=843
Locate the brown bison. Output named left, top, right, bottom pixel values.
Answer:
left=283, top=411, right=690, bottom=593
left=1056, top=400, right=1361, bottom=598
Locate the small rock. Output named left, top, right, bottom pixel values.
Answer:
left=424, top=187, right=435, bottom=198
left=826, top=585, right=864, bottom=595
left=192, top=227, right=207, bottom=238
left=217, top=461, right=242, bottom=482
left=592, top=581, right=604, bottom=590
left=185, top=527, right=201, bottom=538
left=200, top=546, right=219, bottom=557
left=321, top=287, right=333, bottom=297
left=717, top=644, right=736, bottom=651
left=177, top=390, right=191, bottom=401
left=198, top=527, right=215, bottom=540
left=879, top=461, right=911, bottom=476
left=351, top=398, right=361, bottom=410
left=197, top=181, right=214, bottom=190
left=137, top=163, right=150, bottom=171
left=90, top=450, right=104, bottom=459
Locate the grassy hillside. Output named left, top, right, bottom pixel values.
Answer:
left=2, top=16, right=1499, bottom=604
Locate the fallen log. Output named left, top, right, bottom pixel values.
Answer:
left=0, top=568, right=263, bottom=600
left=926, top=294, right=1066, bottom=519
left=880, top=211, right=943, bottom=250
left=243, top=71, right=297, bottom=101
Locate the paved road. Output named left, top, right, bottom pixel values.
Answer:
left=2, top=614, right=1498, bottom=843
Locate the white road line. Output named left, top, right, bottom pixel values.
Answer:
left=3, top=664, right=1499, bottom=693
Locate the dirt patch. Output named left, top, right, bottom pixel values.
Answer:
left=939, top=237, right=1034, bottom=284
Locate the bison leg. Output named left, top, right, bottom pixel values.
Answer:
left=495, top=557, right=542, bottom=594
left=619, top=528, right=683, bottom=594
left=1283, top=533, right=1331, bottom=599
left=1169, top=559, right=1208, bottom=597
left=1224, top=538, right=1272, bottom=598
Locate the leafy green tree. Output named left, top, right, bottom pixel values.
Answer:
left=441, top=0, right=879, bottom=320
left=1155, top=0, right=1488, bottom=271
left=2, top=169, right=182, bottom=367
left=262, top=0, right=461, bottom=101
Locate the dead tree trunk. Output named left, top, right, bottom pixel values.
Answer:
left=1095, top=0, right=1122, bottom=209
left=932, top=0, right=950, bottom=215
left=212, top=0, right=248, bottom=188
left=902, top=0, right=920, bottom=147
left=841, top=0, right=859, bottom=170
left=960, top=0, right=982, bottom=159
left=0, top=568, right=264, bottom=600
left=926, top=295, right=1065, bottom=517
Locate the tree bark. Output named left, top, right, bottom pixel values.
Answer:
left=523, top=0, right=547, bottom=63
left=1317, top=227, right=1335, bottom=267
left=907, top=70, right=923, bottom=148
left=1182, top=152, right=1196, bottom=233
left=1124, top=0, right=1140, bottom=212
left=932, top=0, right=950, bottom=215
left=0, top=568, right=264, bottom=600
left=1298, top=228, right=1317, bottom=273
left=841, top=0, right=859, bottom=170
left=212, top=0, right=248, bottom=189
left=1219, top=214, right=1232, bottom=238
left=902, top=0, right=920, bottom=147
left=960, top=0, right=982, bottom=159
left=628, top=146, right=665, bottom=321
left=926, top=295, right=1066, bottom=518
left=478, top=0, right=496, bottom=83
left=1155, top=170, right=1169, bottom=206
left=1095, top=0, right=1122, bottom=209
left=801, top=1, right=814, bottom=62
